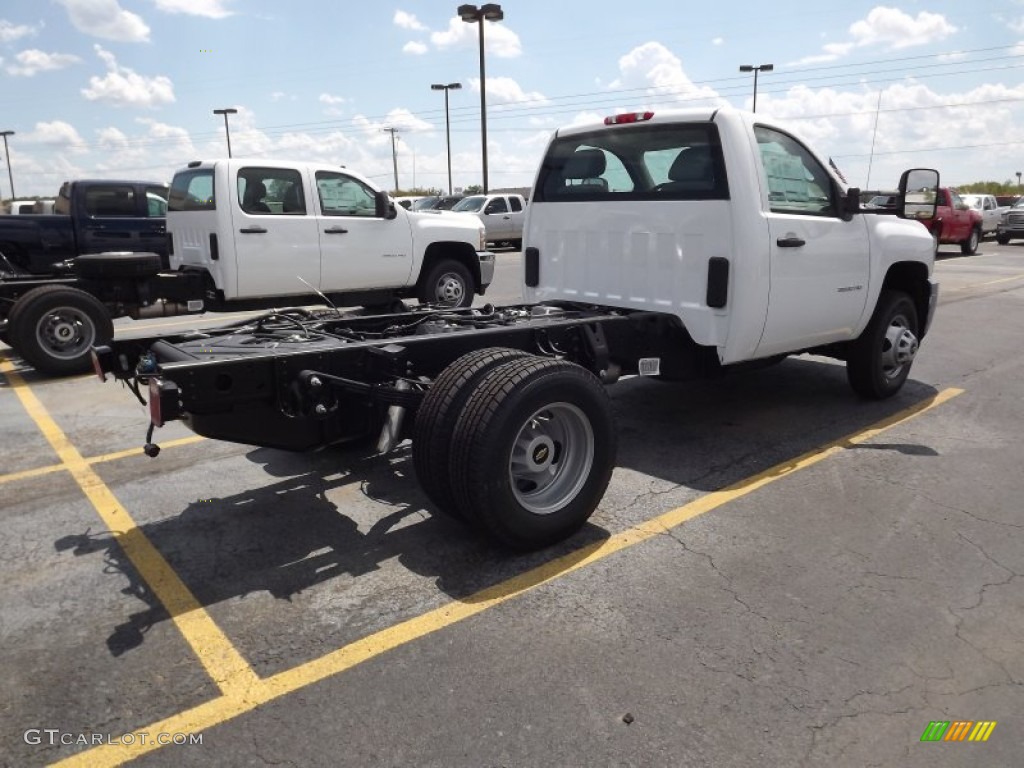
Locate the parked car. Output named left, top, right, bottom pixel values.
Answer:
left=448, top=193, right=527, bottom=248
left=0, top=180, right=168, bottom=275
left=996, top=197, right=1024, bottom=245
left=917, top=187, right=983, bottom=255
left=5, top=198, right=56, bottom=215
left=960, top=193, right=1005, bottom=237
left=412, top=195, right=464, bottom=211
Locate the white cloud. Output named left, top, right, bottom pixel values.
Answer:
left=610, top=42, right=723, bottom=106
left=849, top=6, right=956, bottom=49
left=135, top=117, right=197, bottom=156
left=270, top=91, right=285, bottom=101
left=56, top=0, right=150, bottom=42
left=467, top=76, right=547, bottom=106
left=319, top=92, right=345, bottom=116
left=403, top=41, right=428, bottom=55
left=151, top=0, right=234, bottom=18
left=96, top=126, right=129, bottom=150
left=0, top=19, right=38, bottom=43
left=431, top=17, right=521, bottom=57
left=26, top=120, right=87, bottom=153
left=6, top=49, right=81, bottom=76
left=81, top=45, right=175, bottom=108
left=712, top=37, right=724, bottom=46
left=393, top=10, right=426, bottom=31
left=791, top=6, right=956, bottom=65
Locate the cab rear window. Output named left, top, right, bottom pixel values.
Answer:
left=533, top=123, right=729, bottom=203
left=169, top=169, right=215, bottom=211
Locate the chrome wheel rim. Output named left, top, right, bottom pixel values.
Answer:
left=35, top=306, right=96, bottom=360
left=434, top=272, right=465, bottom=305
left=509, top=402, right=594, bottom=515
left=880, top=313, right=918, bottom=380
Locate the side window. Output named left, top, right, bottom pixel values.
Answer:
left=145, top=185, right=168, bottom=217
left=84, top=185, right=138, bottom=217
left=485, top=197, right=508, bottom=214
left=169, top=170, right=215, bottom=211
left=949, top=190, right=964, bottom=209
left=237, top=167, right=306, bottom=215
left=755, top=126, right=836, bottom=216
left=509, top=196, right=523, bottom=212
left=315, top=171, right=378, bottom=217
left=936, top=189, right=948, bottom=207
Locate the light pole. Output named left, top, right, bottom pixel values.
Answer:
left=0, top=131, right=15, bottom=199
left=739, top=63, right=773, bottom=113
left=431, top=82, right=462, bottom=195
left=458, top=3, right=504, bottom=194
left=1017, top=171, right=1022, bottom=189
left=213, top=108, right=237, bottom=158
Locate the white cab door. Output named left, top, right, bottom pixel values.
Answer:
left=753, top=126, right=870, bottom=357
left=230, top=166, right=320, bottom=298
left=315, top=171, right=413, bottom=291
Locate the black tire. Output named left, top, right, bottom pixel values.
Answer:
left=449, top=357, right=616, bottom=550
left=417, top=259, right=473, bottom=308
left=960, top=227, right=980, bottom=255
left=412, top=347, right=531, bottom=519
left=9, top=286, right=113, bottom=375
left=510, top=239, right=523, bottom=251
left=74, top=251, right=163, bottom=279
left=996, top=234, right=1010, bottom=245
left=846, top=289, right=919, bottom=400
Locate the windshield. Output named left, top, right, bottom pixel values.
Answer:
left=412, top=196, right=440, bottom=210
left=452, top=196, right=485, bottom=212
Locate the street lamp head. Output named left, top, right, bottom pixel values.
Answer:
left=448, top=82, right=463, bottom=90
left=458, top=4, right=480, bottom=22
left=213, top=108, right=237, bottom=115
left=0, top=130, right=14, bottom=138
left=739, top=65, right=754, bottom=72
left=481, top=3, right=504, bottom=21
left=760, top=64, right=775, bottom=72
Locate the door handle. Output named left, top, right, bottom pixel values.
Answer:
left=776, top=236, right=806, bottom=248
left=240, top=226, right=267, bottom=234
left=324, top=227, right=349, bottom=234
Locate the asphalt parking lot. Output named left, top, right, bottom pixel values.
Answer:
left=2, top=243, right=1023, bottom=767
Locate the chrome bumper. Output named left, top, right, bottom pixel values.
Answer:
left=923, top=279, right=938, bottom=337
left=477, top=250, right=496, bottom=291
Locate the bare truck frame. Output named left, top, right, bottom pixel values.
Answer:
left=94, top=301, right=728, bottom=550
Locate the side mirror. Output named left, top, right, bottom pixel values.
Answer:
left=898, top=168, right=939, bottom=220
left=375, top=190, right=397, bottom=220
left=842, top=186, right=862, bottom=221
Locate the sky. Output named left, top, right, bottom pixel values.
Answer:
left=0, top=0, right=1022, bottom=199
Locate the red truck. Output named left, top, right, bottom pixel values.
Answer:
left=920, top=187, right=982, bottom=255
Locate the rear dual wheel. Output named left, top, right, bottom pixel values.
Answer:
left=414, top=352, right=616, bottom=550
left=8, top=286, right=113, bottom=375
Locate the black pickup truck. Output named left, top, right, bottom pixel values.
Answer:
left=0, top=179, right=168, bottom=275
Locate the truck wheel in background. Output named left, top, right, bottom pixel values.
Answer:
left=996, top=233, right=1011, bottom=245
left=417, top=259, right=473, bottom=308
left=9, top=285, right=114, bottom=376
left=846, top=289, right=919, bottom=400
left=449, top=357, right=616, bottom=550
left=74, top=251, right=163, bottom=279
left=960, top=227, right=980, bottom=255
left=412, top=347, right=531, bottom=520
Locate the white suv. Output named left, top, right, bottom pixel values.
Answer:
left=449, top=193, right=526, bottom=248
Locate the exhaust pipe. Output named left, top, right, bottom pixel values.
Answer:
left=128, top=299, right=205, bottom=320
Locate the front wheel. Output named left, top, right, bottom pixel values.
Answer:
left=996, top=234, right=1010, bottom=245
left=846, top=289, right=919, bottom=399
left=960, top=226, right=980, bottom=255
left=417, top=259, right=473, bottom=308
left=9, top=286, right=113, bottom=375
left=449, top=357, right=616, bottom=550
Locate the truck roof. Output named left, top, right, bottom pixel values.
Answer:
left=178, top=159, right=376, bottom=188
left=555, top=106, right=725, bottom=138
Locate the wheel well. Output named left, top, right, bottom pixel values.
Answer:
left=882, top=261, right=930, bottom=335
left=417, top=242, right=481, bottom=291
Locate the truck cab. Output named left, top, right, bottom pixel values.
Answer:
left=524, top=106, right=938, bottom=368
left=167, top=159, right=493, bottom=307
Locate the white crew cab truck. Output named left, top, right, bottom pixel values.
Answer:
left=98, top=107, right=939, bottom=551
left=168, top=159, right=494, bottom=309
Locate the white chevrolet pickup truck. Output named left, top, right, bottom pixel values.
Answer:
left=167, top=159, right=494, bottom=309
left=98, top=107, right=939, bottom=550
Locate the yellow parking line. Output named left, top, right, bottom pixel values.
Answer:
left=0, top=436, right=205, bottom=486
left=53, top=386, right=964, bottom=767
left=0, top=361, right=258, bottom=699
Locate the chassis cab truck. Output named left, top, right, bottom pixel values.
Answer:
left=95, top=107, right=939, bottom=551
